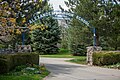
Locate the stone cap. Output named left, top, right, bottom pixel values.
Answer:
left=86, top=46, right=102, bottom=51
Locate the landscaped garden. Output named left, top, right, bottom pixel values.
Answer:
left=0, top=0, right=120, bottom=79
left=0, top=64, right=49, bottom=80
left=0, top=53, right=49, bottom=80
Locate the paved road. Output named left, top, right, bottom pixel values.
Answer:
left=40, top=57, right=120, bottom=80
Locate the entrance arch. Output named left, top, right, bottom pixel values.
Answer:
left=28, top=10, right=96, bottom=46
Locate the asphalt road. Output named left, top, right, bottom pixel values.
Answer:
left=40, top=57, right=120, bottom=80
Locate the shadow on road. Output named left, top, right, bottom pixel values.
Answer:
left=45, top=63, right=88, bottom=75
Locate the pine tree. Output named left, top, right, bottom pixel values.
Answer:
left=31, top=17, right=61, bottom=54
left=28, top=0, right=61, bottom=54
left=62, top=0, right=120, bottom=50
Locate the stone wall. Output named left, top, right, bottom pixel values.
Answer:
left=86, top=46, right=102, bottom=65
left=16, top=45, right=32, bottom=53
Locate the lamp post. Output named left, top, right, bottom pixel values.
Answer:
left=20, top=26, right=29, bottom=45
left=93, top=27, right=96, bottom=47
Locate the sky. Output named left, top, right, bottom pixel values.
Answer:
left=48, top=0, right=68, bottom=10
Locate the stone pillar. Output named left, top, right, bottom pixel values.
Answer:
left=16, top=45, right=32, bottom=53
left=86, top=46, right=102, bottom=65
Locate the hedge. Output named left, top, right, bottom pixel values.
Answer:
left=0, top=53, right=39, bottom=74
left=93, top=51, right=120, bottom=66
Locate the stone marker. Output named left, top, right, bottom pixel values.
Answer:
left=86, top=46, right=102, bottom=65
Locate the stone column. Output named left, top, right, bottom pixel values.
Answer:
left=16, top=45, right=32, bottom=53
left=86, top=46, right=102, bottom=65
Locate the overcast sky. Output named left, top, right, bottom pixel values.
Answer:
left=48, top=0, right=68, bottom=10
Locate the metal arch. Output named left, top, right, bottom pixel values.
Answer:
left=28, top=10, right=96, bottom=46
left=29, top=10, right=89, bottom=26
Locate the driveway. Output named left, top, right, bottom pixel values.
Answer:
left=40, top=57, right=120, bottom=80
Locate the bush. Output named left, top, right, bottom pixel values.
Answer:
left=58, top=48, right=70, bottom=55
left=71, top=44, right=86, bottom=56
left=93, top=51, right=120, bottom=66
left=0, top=58, right=9, bottom=73
left=0, top=53, right=39, bottom=74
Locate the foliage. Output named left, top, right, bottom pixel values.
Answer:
left=58, top=48, right=70, bottom=55
left=0, top=0, right=47, bottom=47
left=61, top=0, right=120, bottom=50
left=65, top=25, right=92, bottom=56
left=0, top=1, right=17, bottom=36
left=31, top=12, right=61, bottom=54
left=93, top=51, right=120, bottom=66
left=0, top=53, right=39, bottom=74
left=104, top=63, right=120, bottom=69
left=0, top=44, right=5, bottom=48
left=0, top=64, right=49, bottom=80
left=70, top=44, right=86, bottom=56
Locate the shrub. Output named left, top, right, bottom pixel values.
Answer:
left=0, top=58, right=9, bottom=73
left=58, top=48, right=70, bottom=55
left=93, top=51, right=120, bottom=66
left=71, top=44, right=86, bottom=56
left=0, top=53, right=39, bottom=74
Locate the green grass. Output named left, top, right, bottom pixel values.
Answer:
left=103, top=63, right=120, bottom=69
left=0, top=75, right=44, bottom=80
left=42, top=49, right=120, bottom=69
left=41, top=55, right=86, bottom=64
left=67, top=57, right=86, bottom=64
left=41, top=48, right=86, bottom=64
left=41, top=54, right=80, bottom=58
left=0, top=65, right=50, bottom=80
left=41, top=48, right=76, bottom=58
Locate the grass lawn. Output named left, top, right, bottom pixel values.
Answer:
left=0, top=65, right=50, bottom=80
left=67, top=57, right=86, bottom=64
left=0, top=74, right=47, bottom=80
left=41, top=54, right=80, bottom=58
left=41, top=48, right=87, bottom=65
left=41, top=54, right=86, bottom=65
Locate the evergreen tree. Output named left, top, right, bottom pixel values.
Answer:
left=68, top=21, right=92, bottom=55
left=62, top=0, right=120, bottom=50
left=31, top=17, right=61, bottom=54
left=30, top=1, right=61, bottom=54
